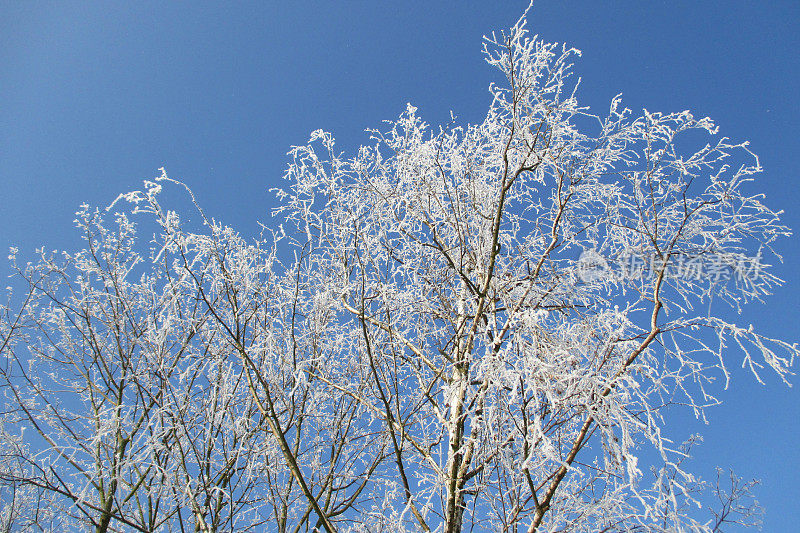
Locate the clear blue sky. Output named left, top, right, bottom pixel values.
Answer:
left=1, top=1, right=798, bottom=529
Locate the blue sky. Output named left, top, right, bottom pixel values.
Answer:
left=1, top=1, right=798, bottom=529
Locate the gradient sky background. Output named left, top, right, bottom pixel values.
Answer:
left=1, top=1, right=798, bottom=529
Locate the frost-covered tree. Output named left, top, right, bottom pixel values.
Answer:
left=1, top=6, right=795, bottom=533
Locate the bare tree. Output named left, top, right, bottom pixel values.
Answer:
left=273, top=8, right=795, bottom=531
left=709, top=469, right=763, bottom=532
left=0, top=203, right=275, bottom=531
left=0, top=420, right=62, bottom=531
left=0, top=181, right=386, bottom=532
left=1, top=6, right=795, bottom=533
